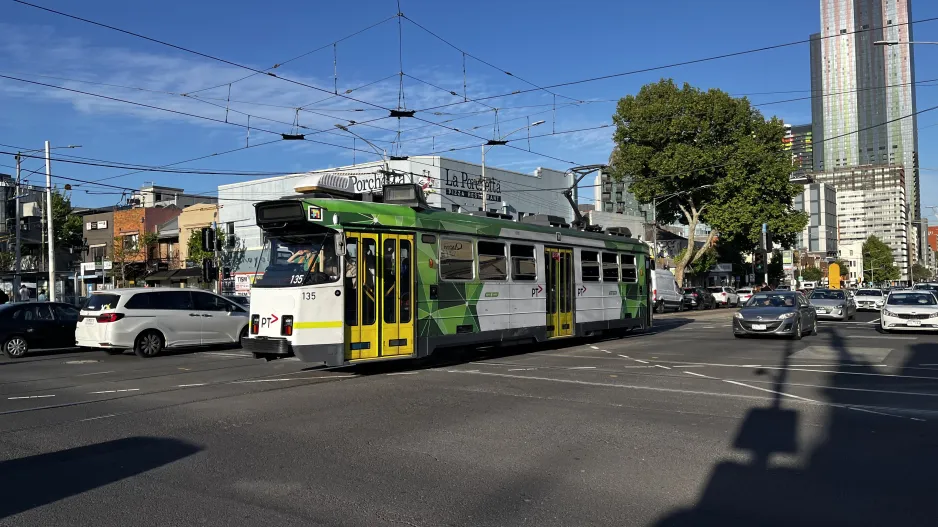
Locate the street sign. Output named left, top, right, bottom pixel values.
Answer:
left=782, top=250, right=793, bottom=265
left=102, top=260, right=112, bottom=270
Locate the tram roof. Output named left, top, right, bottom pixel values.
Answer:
left=293, top=197, right=648, bottom=251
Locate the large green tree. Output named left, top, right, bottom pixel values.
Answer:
left=802, top=266, right=823, bottom=282
left=52, top=187, right=83, bottom=249
left=862, top=235, right=900, bottom=283
left=609, top=79, right=807, bottom=284
left=911, top=263, right=932, bottom=282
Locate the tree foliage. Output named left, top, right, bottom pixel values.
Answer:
left=609, top=79, right=808, bottom=284
left=912, top=263, right=932, bottom=282
left=187, top=229, right=246, bottom=272
left=862, top=235, right=900, bottom=283
left=802, top=266, right=823, bottom=282
left=769, top=250, right=785, bottom=285
left=676, top=247, right=718, bottom=277
left=0, top=252, right=13, bottom=272
left=52, top=187, right=83, bottom=249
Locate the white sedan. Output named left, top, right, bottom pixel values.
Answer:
left=737, top=288, right=754, bottom=304
left=880, top=290, right=938, bottom=332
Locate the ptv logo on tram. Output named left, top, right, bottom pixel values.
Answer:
left=260, top=313, right=280, bottom=329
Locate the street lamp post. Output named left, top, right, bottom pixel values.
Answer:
left=481, top=120, right=545, bottom=211
left=12, top=143, right=80, bottom=301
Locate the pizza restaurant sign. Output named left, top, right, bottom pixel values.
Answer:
left=347, top=171, right=434, bottom=195
left=442, top=168, right=501, bottom=202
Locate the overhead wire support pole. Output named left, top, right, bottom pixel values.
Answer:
left=45, top=141, right=55, bottom=302
left=13, top=153, right=21, bottom=296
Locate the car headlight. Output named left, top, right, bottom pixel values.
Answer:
left=777, top=312, right=797, bottom=320
left=883, top=309, right=898, bottom=317
left=733, top=312, right=744, bottom=319
left=835, top=305, right=843, bottom=313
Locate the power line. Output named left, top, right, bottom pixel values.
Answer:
left=414, top=14, right=938, bottom=113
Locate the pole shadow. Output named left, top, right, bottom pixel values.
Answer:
left=0, top=436, right=201, bottom=519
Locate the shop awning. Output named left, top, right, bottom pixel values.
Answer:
left=172, top=268, right=202, bottom=279
left=145, top=270, right=176, bottom=281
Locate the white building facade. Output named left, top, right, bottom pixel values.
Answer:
left=838, top=241, right=865, bottom=286
left=217, top=156, right=574, bottom=276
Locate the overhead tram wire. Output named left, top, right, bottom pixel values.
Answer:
left=181, top=13, right=399, bottom=96
left=13, top=1, right=583, bottom=167
left=400, top=13, right=581, bottom=105
left=414, top=14, right=938, bottom=113
left=0, top=75, right=388, bottom=159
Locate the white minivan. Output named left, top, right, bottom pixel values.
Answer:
left=76, top=288, right=250, bottom=357
left=651, top=269, right=684, bottom=313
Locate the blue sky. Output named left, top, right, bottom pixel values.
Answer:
left=2, top=0, right=937, bottom=212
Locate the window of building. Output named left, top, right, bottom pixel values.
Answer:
left=440, top=238, right=474, bottom=280
left=581, top=251, right=600, bottom=282
left=510, top=244, right=536, bottom=281
left=602, top=253, right=619, bottom=282
left=478, top=241, right=507, bottom=281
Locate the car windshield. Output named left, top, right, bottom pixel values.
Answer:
left=810, top=290, right=845, bottom=300
left=887, top=292, right=937, bottom=306
left=855, top=289, right=882, bottom=297
left=912, top=284, right=938, bottom=291
left=83, top=293, right=121, bottom=311
left=253, top=234, right=340, bottom=288
left=746, top=293, right=795, bottom=307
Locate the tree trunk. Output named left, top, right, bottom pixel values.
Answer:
left=672, top=202, right=708, bottom=285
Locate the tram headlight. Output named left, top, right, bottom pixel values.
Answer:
left=281, top=315, right=294, bottom=336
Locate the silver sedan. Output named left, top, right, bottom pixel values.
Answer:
left=808, top=289, right=856, bottom=321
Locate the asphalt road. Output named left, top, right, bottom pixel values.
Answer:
left=1, top=308, right=936, bottom=526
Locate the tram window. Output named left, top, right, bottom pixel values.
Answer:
left=602, top=253, right=619, bottom=282
left=362, top=238, right=377, bottom=325
left=478, top=241, right=508, bottom=281
left=400, top=239, right=412, bottom=324
left=621, top=254, right=637, bottom=282
left=581, top=251, right=600, bottom=282
left=345, top=239, right=358, bottom=325
left=383, top=239, right=397, bottom=324
left=510, top=244, right=536, bottom=281
left=440, top=238, right=474, bottom=280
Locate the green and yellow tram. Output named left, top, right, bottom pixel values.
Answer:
left=242, top=184, right=652, bottom=365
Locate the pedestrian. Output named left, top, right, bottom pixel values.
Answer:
left=18, top=284, right=28, bottom=302
left=37, top=289, right=47, bottom=302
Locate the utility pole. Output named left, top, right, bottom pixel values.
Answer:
left=13, top=154, right=21, bottom=297
left=762, top=223, right=769, bottom=286
left=45, top=141, right=56, bottom=302
left=213, top=221, right=221, bottom=295
left=481, top=145, right=487, bottom=211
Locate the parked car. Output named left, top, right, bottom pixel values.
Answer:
left=911, top=282, right=938, bottom=294
left=733, top=291, right=817, bottom=339
left=774, top=285, right=792, bottom=291
left=651, top=269, right=684, bottom=313
left=737, top=288, right=754, bottom=305
left=225, top=295, right=250, bottom=308
left=0, top=302, right=81, bottom=358
left=708, top=286, right=739, bottom=307
left=75, top=288, right=249, bottom=357
left=682, top=287, right=715, bottom=310
left=881, top=289, right=938, bottom=332
left=807, top=289, right=856, bottom=321
left=854, top=288, right=885, bottom=311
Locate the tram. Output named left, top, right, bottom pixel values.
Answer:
left=242, top=183, right=652, bottom=365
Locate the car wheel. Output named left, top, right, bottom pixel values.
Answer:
left=678, top=302, right=684, bottom=312
left=655, top=300, right=665, bottom=314
left=791, top=319, right=803, bottom=340
left=239, top=326, right=248, bottom=348
left=134, top=331, right=164, bottom=358
left=811, top=320, right=818, bottom=336
left=2, top=336, right=28, bottom=359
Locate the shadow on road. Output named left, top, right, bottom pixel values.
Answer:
left=653, top=326, right=938, bottom=526
left=0, top=436, right=201, bottom=519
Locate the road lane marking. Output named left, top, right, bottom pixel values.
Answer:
left=568, top=366, right=596, bottom=370
left=232, top=375, right=356, bottom=383
left=8, top=395, right=55, bottom=400
left=602, top=350, right=611, bottom=354
left=590, top=345, right=600, bottom=350
left=723, top=380, right=819, bottom=403
left=177, top=383, right=206, bottom=387
left=654, top=365, right=671, bottom=370
left=508, top=368, right=536, bottom=371
left=684, top=371, right=717, bottom=379
left=617, top=354, right=649, bottom=364
left=703, top=326, right=716, bottom=329
left=77, top=371, right=115, bottom=376
left=387, top=372, right=419, bottom=376
left=90, top=389, right=139, bottom=394
left=80, top=414, right=116, bottom=422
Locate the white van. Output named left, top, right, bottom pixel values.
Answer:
left=651, top=269, right=684, bottom=313
left=75, top=288, right=249, bottom=357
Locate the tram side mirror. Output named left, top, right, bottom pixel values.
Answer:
left=335, top=232, right=347, bottom=256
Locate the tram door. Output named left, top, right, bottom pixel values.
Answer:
left=545, top=247, right=574, bottom=338
left=345, top=233, right=414, bottom=360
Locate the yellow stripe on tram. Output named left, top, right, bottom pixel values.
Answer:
left=294, top=321, right=344, bottom=329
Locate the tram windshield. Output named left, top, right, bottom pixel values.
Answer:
left=253, top=233, right=340, bottom=287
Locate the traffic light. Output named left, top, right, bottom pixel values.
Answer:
left=201, top=227, right=215, bottom=252
left=223, top=267, right=231, bottom=279
left=201, top=258, right=217, bottom=282
left=753, top=251, right=765, bottom=274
